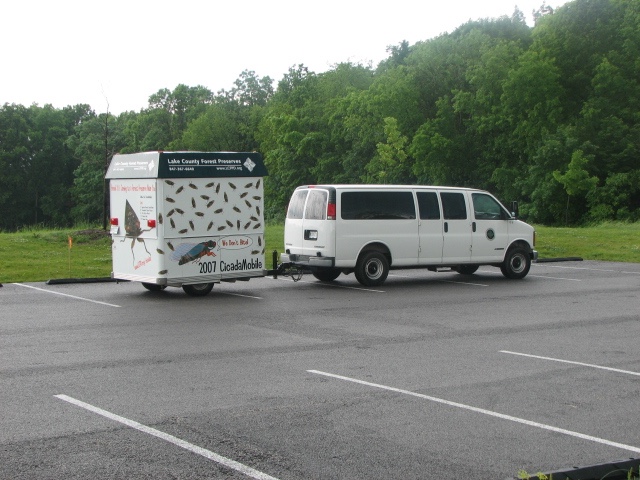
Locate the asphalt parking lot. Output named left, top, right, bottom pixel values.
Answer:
left=1, top=260, right=640, bottom=479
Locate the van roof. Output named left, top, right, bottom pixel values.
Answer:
left=298, top=184, right=484, bottom=192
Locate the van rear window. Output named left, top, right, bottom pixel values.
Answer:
left=341, top=191, right=416, bottom=220
left=305, top=189, right=328, bottom=220
left=287, top=190, right=308, bottom=219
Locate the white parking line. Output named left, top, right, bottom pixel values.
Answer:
left=308, top=369, right=640, bottom=455
left=533, top=264, right=640, bottom=275
left=500, top=350, right=640, bottom=377
left=55, top=394, right=279, bottom=480
left=438, top=279, right=488, bottom=287
left=13, top=283, right=121, bottom=307
left=528, top=275, right=581, bottom=281
left=222, top=292, right=263, bottom=300
left=270, top=276, right=384, bottom=293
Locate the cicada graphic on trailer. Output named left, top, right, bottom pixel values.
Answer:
left=172, top=240, right=218, bottom=265
left=121, top=200, right=152, bottom=263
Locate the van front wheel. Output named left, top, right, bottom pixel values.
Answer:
left=355, top=251, right=389, bottom=287
left=312, top=268, right=341, bottom=282
left=501, top=247, right=531, bottom=279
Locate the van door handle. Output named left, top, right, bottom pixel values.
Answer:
left=444, top=222, right=448, bottom=233
left=472, top=222, right=476, bottom=232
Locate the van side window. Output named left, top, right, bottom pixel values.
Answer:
left=472, top=193, right=507, bottom=220
left=341, top=192, right=416, bottom=220
left=305, top=190, right=328, bottom=220
left=416, top=192, right=441, bottom=220
left=287, top=190, right=308, bottom=219
left=440, top=192, right=467, bottom=220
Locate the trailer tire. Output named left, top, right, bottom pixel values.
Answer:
left=455, top=265, right=479, bottom=275
left=142, top=282, right=166, bottom=292
left=182, top=283, right=214, bottom=296
left=312, top=268, right=341, bottom=282
left=501, top=247, right=531, bottom=279
left=355, top=251, right=389, bottom=287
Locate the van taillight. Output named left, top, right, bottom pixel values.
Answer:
left=110, top=218, right=118, bottom=226
left=327, top=202, right=336, bottom=220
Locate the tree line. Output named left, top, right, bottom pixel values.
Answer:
left=1, top=0, right=638, bottom=231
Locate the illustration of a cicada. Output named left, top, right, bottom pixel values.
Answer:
left=173, top=240, right=217, bottom=266
left=120, top=200, right=152, bottom=263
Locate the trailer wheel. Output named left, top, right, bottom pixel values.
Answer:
left=355, top=251, right=389, bottom=287
left=455, top=265, right=479, bottom=275
left=501, top=247, right=531, bottom=279
left=182, top=283, right=214, bottom=296
left=312, top=268, right=341, bottom=282
left=142, top=282, right=166, bottom=292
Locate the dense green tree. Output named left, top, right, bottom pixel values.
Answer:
left=2, top=0, right=639, bottom=229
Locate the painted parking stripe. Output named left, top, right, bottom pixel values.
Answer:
left=527, top=275, right=581, bottom=281
left=533, top=264, right=640, bottom=275
left=438, top=279, right=488, bottom=287
left=501, top=350, right=640, bottom=377
left=14, top=283, right=121, bottom=307
left=269, top=276, right=384, bottom=293
left=55, top=394, right=279, bottom=480
left=308, top=369, right=640, bottom=455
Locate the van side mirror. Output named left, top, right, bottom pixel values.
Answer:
left=511, top=201, right=519, bottom=218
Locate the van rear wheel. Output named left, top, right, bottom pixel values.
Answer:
left=182, top=283, right=214, bottom=296
left=455, top=265, right=479, bottom=275
left=312, top=268, right=341, bottom=282
left=355, top=251, right=389, bottom=287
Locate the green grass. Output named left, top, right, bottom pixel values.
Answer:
left=534, top=222, right=640, bottom=263
left=1, top=222, right=637, bottom=283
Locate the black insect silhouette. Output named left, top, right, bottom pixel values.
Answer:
left=228, top=182, right=236, bottom=190
left=120, top=200, right=151, bottom=263
left=176, top=186, right=184, bottom=194
left=206, top=182, right=215, bottom=188
left=189, top=182, right=198, bottom=190
left=165, top=180, right=175, bottom=186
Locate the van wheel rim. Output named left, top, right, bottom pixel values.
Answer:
left=510, top=254, right=526, bottom=274
left=365, top=258, right=383, bottom=280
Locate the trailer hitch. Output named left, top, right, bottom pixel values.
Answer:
left=268, top=251, right=307, bottom=282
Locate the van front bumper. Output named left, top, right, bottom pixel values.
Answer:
left=280, top=253, right=335, bottom=268
left=532, top=249, right=538, bottom=262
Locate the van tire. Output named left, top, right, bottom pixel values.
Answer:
left=455, top=265, right=479, bottom=275
left=312, top=268, right=341, bottom=282
left=182, top=282, right=214, bottom=296
left=355, top=251, right=389, bottom=286
left=501, top=247, right=531, bottom=279
left=142, top=282, right=166, bottom=292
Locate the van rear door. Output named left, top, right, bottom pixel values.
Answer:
left=284, top=188, right=308, bottom=254
left=416, top=190, right=444, bottom=264
left=440, top=190, right=472, bottom=263
left=284, top=187, right=336, bottom=260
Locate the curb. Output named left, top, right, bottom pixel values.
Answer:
left=536, top=257, right=583, bottom=263
left=510, top=457, right=640, bottom=480
left=45, top=278, right=123, bottom=285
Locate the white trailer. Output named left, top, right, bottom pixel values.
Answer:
left=105, top=151, right=268, bottom=296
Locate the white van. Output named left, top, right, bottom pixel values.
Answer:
left=280, top=185, right=537, bottom=286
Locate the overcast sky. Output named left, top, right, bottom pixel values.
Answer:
left=2, top=0, right=568, bottom=115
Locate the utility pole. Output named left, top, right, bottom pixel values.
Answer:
left=102, top=102, right=109, bottom=230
